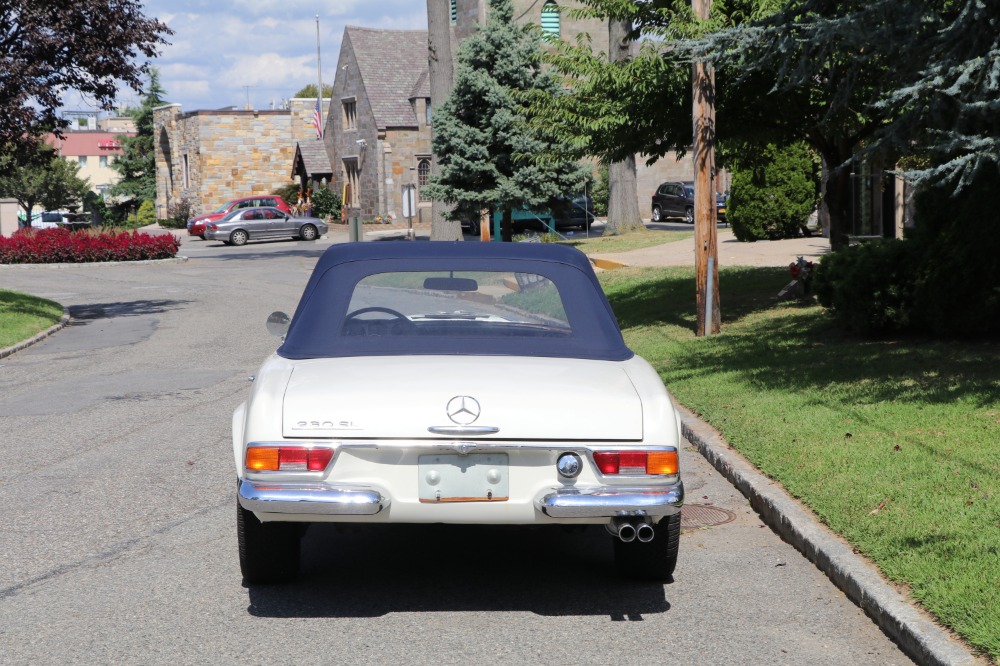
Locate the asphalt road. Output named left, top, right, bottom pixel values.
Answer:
left=0, top=234, right=914, bottom=665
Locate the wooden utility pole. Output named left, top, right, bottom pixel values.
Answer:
left=692, top=0, right=720, bottom=335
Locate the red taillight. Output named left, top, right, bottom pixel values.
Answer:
left=209, top=224, right=217, bottom=230
left=593, top=451, right=619, bottom=474
left=592, top=450, right=678, bottom=476
left=246, top=446, right=333, bottom=472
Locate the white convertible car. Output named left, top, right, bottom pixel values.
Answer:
left=234, top=242, right=684, bottom=583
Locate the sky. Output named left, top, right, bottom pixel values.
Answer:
left=66, top=1, right=428, bottom=115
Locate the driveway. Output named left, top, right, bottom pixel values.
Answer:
left=0, top=235, right=914, bottom=664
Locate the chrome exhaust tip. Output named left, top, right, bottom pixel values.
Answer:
left=636, top=522, right=655, bottom=543
left=617, top=522, right=637, bottom=543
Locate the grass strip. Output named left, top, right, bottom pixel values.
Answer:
left=600, top=266, right=1000, bottom=662
left=0, top=289, right=64, bottom=349
left=560, top=228, right=693, bottom=255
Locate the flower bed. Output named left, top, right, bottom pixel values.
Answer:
left=0, top=227, right=181, bottom=264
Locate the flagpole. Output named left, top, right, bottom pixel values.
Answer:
left=315, top=14, right=324, bottom=138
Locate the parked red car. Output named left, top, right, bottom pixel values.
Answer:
left=187, top=196, right=292, bottom=238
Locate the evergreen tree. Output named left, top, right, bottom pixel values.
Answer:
left=422, top=0, right=589, bottom=242
left=110, top=69, right=168, bottom=208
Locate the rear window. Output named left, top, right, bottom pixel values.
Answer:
left=279, top=252, right=632, bottom=361
left=344, top=270, right=570, bottom=338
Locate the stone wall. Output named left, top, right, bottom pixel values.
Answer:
left=154, top=102, right=317, bottom=219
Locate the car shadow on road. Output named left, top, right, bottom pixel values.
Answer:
left=245, top=523, right=670, bottom=620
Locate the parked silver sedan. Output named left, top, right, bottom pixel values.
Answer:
left=205, top=206, right=328, bottom=246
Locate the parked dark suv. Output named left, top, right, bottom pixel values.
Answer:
left=651, top=181, right=726, bottom=223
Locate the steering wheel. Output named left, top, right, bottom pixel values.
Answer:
left=346, top=306, right=410, bottom=321
left=344, top=306, right=415, bottom=333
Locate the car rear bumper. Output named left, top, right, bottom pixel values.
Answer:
left=238, top=479, right=388, bottom=515
left=536, top=484, right=683, bottom=517
left=237, top=478, right=683, bottom=520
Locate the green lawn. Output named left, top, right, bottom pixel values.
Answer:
left=600, top=266, right=1000, bottom=663
left=560, top=228, right=693, bottom=255
left=0, top=290, right=64, bottom=349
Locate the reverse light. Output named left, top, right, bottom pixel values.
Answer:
left=593, top=450, right=678, bottom=476
left=245, top=446, right=334, bottom=472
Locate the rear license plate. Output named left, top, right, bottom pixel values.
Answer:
left=418, top=453, right=509, bottom=502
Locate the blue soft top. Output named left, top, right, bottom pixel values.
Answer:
left=278, top=241, right=633, bottom=361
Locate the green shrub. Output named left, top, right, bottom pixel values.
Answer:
left=161, top=198, right=194, bottom=229
left=815, top=168, right=1000, bottom=336
left=728, top=142, right=819, bottom=241
left=272, top=183, right=300, bottom=205
left=311, top=186, right=341, bottom=220
left=814, top=239, right=919, bottom=334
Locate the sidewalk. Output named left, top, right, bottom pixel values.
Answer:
left=591, top=228, right=830, bottom=268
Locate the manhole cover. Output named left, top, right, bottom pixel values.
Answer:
left=681, top=504, right=736, bottom=529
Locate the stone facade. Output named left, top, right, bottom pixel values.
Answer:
left=153, top=99, right=321, bottom=219
left=325, top=27, right=432, bottom=222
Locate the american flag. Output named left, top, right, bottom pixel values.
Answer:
left=312, top=98, right=323, bottom=139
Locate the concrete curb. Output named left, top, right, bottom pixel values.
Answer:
left=678, top=404, right=986, bottom=666
left=0, top=307, right=70, bottom=360
left=589, top=256, right=627, bottom=270
left=0, top=257, right=188, bottom=269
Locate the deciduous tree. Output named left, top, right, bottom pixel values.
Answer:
left=0, top=1, right=171, bottom=155
left=0, top=140, right=90, bottom=224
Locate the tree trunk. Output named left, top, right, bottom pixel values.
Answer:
left=501, top=207, right=514, bottom=243
left=605, top=19, right=643, bottom=236
left=821, top=146, right=854, bottom=251
left=607, top=156, right=642, bottom=235
left=427, top=0, right=461, bottom=241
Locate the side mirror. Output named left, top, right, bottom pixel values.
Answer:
left=266, top=311, right=290, bottom=337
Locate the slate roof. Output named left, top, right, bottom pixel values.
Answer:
left=294, top=140, right=332, bottom=178
left=345, top=26, right=429, bottom=130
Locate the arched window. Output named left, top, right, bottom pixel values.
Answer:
left=541, top=1, right=560, bottom=38
left=417, top=158, right=431, bottom=201
left=450, top=0, right=457, bottom=24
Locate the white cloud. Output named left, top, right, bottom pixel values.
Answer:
left=76, top=1, right=431, bottom=112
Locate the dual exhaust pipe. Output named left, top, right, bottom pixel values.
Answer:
left=610, top=516, right=654, bottom=543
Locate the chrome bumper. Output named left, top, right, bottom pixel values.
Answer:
left=238, top=479, right=388, bottom=516
left=536, top=484, right=684, bottom=518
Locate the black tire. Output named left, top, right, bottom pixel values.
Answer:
left=651, top=205, right=662, bottom=222
left=230, top=229, right=249, bottom=246
left=199, top=234, right=207, bottom=240
left=613, top=513, right=681, bottom=582
left=684, top=207, right=694, bottom=224
left=299, top=224, right=318, bottom=241
left=237, top=499, right=302, bottom=584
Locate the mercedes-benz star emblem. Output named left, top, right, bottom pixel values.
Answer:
left=446, top=396, right=481, bottom=425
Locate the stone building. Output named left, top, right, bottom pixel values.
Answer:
left=322, top=3, right=701, bottom=224
left=153, top=98, right=328, bottom=220
left=324, top=27, right=432, bottom=223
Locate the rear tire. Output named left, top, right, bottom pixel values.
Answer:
left=651, top=205, right=662, bottom=222
left=237, top=498, right=302, bottom=584
left=230, top=229, right=249, bottom=246
left=613, top=513, right=680, bottom=582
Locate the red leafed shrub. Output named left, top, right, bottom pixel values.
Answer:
left=0, top=227, right=181, bottom=264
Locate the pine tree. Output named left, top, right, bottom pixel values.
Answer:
left=109, top=69, right=168, bottom=208
left=422, top=0, right=589, bottom=242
